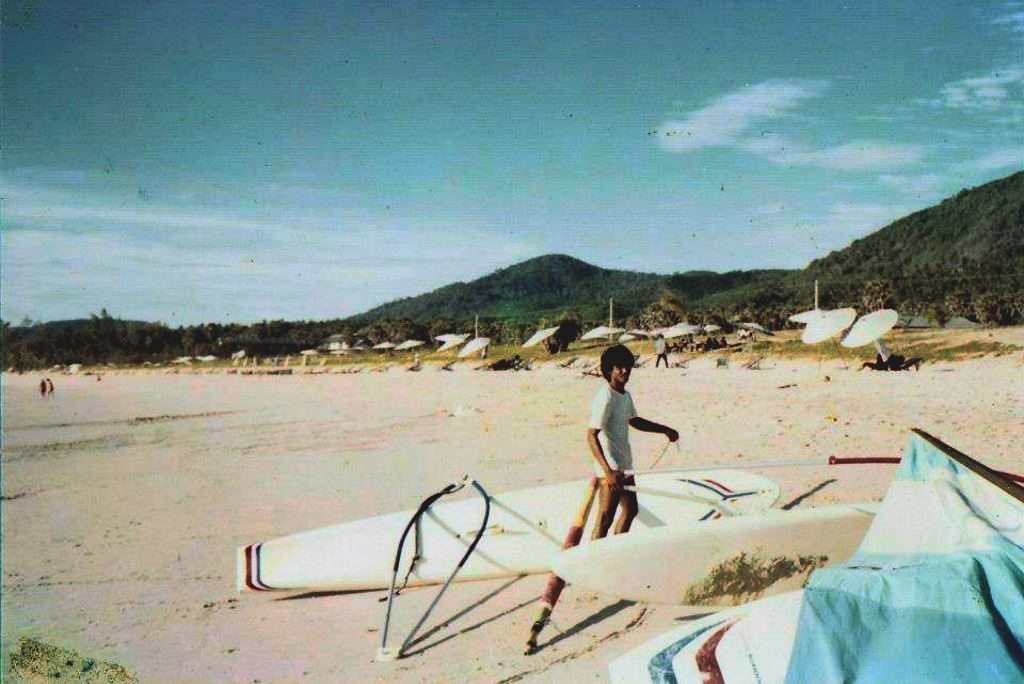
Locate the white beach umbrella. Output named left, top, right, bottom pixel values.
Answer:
left=197, top=355, right=218, bottom=362
left=618, top=333, right=638, bottom=342
left=299, top=349, right=319, bottom=356
left=660, top=323, right=698, bottom=339
left=841, top=309, right=899, bottom=348
left=394, top=340, right=425, bottom=351
left=329, top=350, right=350, bottom=356
left=434, top=334, right=461, bottom=343
left=231, top=350, right=246, bottom=360
left=372, top=342, right=396, bottom=350
left=580, top=325, right=625, bottom=341
left=789, top=309, right=824, bottom=324
left=522, top=326, right=561, bottom=348
left=458, top=337, right=490, bottom=358
left=437, top=334, right=470, bottom=352
left=801, top=308, right=857, bottom=344
left=703, top=324, right=721, bottom=333
left=736, top=321, right=771, bottom=334
left=628, top=329, right=653, bottom=338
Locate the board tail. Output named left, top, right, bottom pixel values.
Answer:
left=236, top=543, right=274, bottom=592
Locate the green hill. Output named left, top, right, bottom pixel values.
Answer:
left=345, top=255, right=793, bottom=324
left=344, top=170, right=1024, bottom=328
left=806, top=171, right=1024, bottom=279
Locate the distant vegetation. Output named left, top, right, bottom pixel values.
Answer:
left=3, top=171, right=1022, bottom=370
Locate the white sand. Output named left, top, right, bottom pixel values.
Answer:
left=2, top=347, right=1022, bottom=682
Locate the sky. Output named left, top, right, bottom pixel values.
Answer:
left=2, top=0, right=1022, bottom=325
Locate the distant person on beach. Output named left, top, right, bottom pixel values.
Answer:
left=861, top=339, right=921, bottom=371
left=45, top=378, right=54, bottom=396
left=587, top=345, right=678, bottom=539
left=654, top=333, right=669, bottom=368
left=39, top=379, right=47, bottom=398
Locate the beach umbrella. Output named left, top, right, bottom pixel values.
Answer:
left=702, top=324, right=721, bottom=333
left=660, top=324, right=698, bottom=339
left=299, top=349, right=319, bottom=356
left=628, top=329, right=653, bottom=338
left=231, top=350, right=246, bottom=360
left=329, top=350, right=350, bottom=356
left=736, top=321, right=772, bottom=335
left=580, top=325, right=625, bottom=341
left=670, top=323, right=702, bottom=335
left=801, top=308, right=857, bottom=344
left=789, top=309, right=825, bottom=324
left=522, top=326, right=561, bottom=348
left=434, top=334, right=461, bottom=343
left=437, top=334, right=469, bottom=352
left=197, top=355, right=218, bottom=362
left=841, top=309, right=899, bottom=348
left=618, top=333, right=638, bottom=342
left=372, top=342, right=396, bottom=350
left=458, top=337, right=490, bottom=358
left=394, top=340, right=425, bottom=351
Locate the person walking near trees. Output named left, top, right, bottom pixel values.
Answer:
left=654, top=333, right=669, bottom=368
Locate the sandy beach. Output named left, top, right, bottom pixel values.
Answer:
left=3, top=333, right=1022, bottom=683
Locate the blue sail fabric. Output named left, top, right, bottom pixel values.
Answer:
left=785, top=433, right=1024, bottom=683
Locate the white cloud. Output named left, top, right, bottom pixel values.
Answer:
left=993, top=9, right=1024, bottom=34
left=878, top=174, right=948, bottom=197
left=738, top=136, right=924, bottom=171
left=939, top=67, right=1024, bottom=110
left=792, top=142, right=925, bottom=171
left=958, top=147, right=1024, bottom=173
left=655, top=79, right=829, bottom=152
left=0, top=176, right=541, bottom=323
left=656, top=80, right=925, bottom=172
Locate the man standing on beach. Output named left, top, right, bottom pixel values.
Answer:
left=587, top=345, right=678, bottom=539
left=654, top=333, right=669, bottom=368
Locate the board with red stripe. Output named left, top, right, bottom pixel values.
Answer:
left=238, top=470, right=780, bottom=593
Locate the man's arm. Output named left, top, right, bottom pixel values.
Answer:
left=628, top=417, right=679, bottom=442
left=586, top=428, right=620, bottom=487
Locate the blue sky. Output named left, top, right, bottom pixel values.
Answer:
left=3, top=1, right=1022, bottom=325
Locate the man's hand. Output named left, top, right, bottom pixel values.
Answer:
left=604, top=470, right=623, bottom=489
left=665, top=427, right=679, bottom=442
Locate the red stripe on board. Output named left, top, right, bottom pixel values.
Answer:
left=829, top=455, right=1024, bottom=483
left=243, top=545, right=259, bottom=591
left=702, top=478, right=733, bottom=493
left=695, top=621, right=734, bottom=684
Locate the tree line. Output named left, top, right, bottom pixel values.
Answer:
left=3, top=263, right=1021, bottom=370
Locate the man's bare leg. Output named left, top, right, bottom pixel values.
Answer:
left=591, top=483, right=621, bottom=540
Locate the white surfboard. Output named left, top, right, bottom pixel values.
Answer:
left=552, top=503, right=877, bottom=606
left=238, top=470, right=780, bottom=592
left=609, top=591, right=805, bottom=684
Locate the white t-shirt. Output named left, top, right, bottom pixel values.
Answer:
left=589, top=384, right=638, bottom=474
left=655, top=337, right=666, bottom=354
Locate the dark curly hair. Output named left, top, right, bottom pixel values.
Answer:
left=600, top=344, right=635, bottom=381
